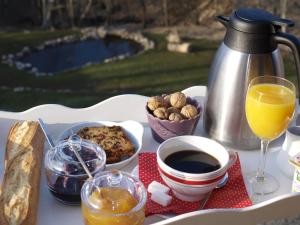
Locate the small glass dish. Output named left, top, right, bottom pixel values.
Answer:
left=81, top=170, right=146, bottom=225
left=45, top=135, right=106, bottom=205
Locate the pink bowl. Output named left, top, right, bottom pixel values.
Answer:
left=146, top=97, right=201, bottom=143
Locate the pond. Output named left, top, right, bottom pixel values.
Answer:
left=19, top=36, right=143, bottom=74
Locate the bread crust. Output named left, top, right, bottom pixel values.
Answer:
left=0, top=121, right=44, bottom=225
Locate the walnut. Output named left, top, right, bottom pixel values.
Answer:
left=181, top=104, right=198, bottom=119
left=153, top=107, right=169, bottom=120
left=167, top=107, right=180, bottom=115
left=147, top=96, right=164, bottom=111
left=163, top=95, right=171, bottom=107
left=169, top=113, right=183, bottom=122
left=170, top=92, right=186, bottom=108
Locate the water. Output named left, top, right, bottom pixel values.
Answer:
left=19, top=36, right=142, bottom=74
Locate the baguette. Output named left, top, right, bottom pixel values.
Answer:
left=0, top=121, right=44, bottom=225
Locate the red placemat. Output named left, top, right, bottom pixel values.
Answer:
left=138, top=152, right=252, bottom=216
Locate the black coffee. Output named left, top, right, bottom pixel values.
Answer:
left=164, top=150, right=221, bottom=174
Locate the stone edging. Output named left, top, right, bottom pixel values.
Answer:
left=0, top=85, right=72, bottom=93
left=1, top=27, right=155, bottom=77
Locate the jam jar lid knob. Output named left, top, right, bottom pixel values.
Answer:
left=107, top=170, right=123, bottom=187
left=68, top=134, right=82, bottom=151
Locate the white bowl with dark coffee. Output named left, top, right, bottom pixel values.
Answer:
left=157, top=136, right=237, bottom=202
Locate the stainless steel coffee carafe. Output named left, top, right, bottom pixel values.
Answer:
left=204, top=8, right=300, bottom=150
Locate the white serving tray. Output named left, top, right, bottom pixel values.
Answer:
left=0, top=86, right=299, bottom=225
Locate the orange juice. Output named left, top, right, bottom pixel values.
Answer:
left=245, top=83, right=295, bottom=140
left=82, top=187, right=144, bottom=225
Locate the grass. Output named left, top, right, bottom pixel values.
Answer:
left=0, top=30, right=297, bottom=111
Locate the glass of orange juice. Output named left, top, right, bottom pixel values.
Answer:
left=245, top=76, right=296, bottom=196
left=81, top=170, right=146, bottom=225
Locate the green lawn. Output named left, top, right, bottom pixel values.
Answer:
left=0, top=30, right=297, bottom=111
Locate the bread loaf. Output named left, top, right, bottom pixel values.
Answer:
left=0, top=121, right=44, bottom=225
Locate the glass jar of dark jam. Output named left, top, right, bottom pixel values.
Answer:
left=45, top=135, right=106, bottom=205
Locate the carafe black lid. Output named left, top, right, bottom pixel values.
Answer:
left=230, top=8, right=294, bottom=34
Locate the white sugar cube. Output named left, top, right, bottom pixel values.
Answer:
left=151, top=191, right=172, bottom=207
left=148, top=181, right=170, bottom=194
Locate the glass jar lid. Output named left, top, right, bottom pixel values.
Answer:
left=45, top=134, right=106, bottom=176
left=81, top=170, right=147, bottom=215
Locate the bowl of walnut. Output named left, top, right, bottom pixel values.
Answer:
left=146, top=92, right=201, bottom=143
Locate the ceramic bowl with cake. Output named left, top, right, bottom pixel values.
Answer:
left=146, top=92, right=201, bottom=143
left=157, top=135, right=237, bottom=202
left=58, top=120, right=143, bottom=169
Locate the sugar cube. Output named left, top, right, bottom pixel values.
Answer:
left=151, top=191, right=172, bottom=207
left=148, top=181, right=170, bottom=194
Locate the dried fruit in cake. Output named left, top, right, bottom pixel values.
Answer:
left=76, top=126, right=135, bottom=164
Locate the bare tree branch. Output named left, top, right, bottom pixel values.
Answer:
left=67, top=0, right=75, bottom=27
left=162, top=0, right=168, bottom=26
left=80, top=0, right=93, bottom=21
left=280, top=0, right=287, bottom=32
left=140, top=0, right=147, bottom=28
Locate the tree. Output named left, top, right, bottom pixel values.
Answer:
left=80, top=0, right=93, bottom=22
left=140, top=0, right=147, bottom=28
left=104, top=0, right=112, bottom=25
left=67, top=0, right=75, bottom=27
left=41, top=0, right=53, bottom=28
left=41, top=0, right=47, bottom=27
left=280, top=0, right=287, bottom=32
left=162, top=0, right=168, bottom=26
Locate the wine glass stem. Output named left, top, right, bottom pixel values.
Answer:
left=256, top=139, right=269, bottom=182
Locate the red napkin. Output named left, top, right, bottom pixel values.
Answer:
left=138, top=152, right=252, bottom=216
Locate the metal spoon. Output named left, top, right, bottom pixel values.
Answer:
left=216, top=172, right=229, bottom=189
left=199, top=172, right=229, bottom=209
left=38, top=118, right=55, bottom=148
left=68, top=134, right=94, bottom=179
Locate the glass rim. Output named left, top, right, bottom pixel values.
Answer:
left=248, top=75, right=296, bottom=92
left=81, top=171, right=147, bottom=217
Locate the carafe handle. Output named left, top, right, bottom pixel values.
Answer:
left=216, top=15, right=229, bottom=27
left=274, top=32, right=300, bottom=102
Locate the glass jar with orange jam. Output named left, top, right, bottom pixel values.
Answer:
left=81, top=170, right=146, bottom=225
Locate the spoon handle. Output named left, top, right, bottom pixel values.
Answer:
left=199, top=191, right=212, bottom=209
left=38, top=118, right=55, bottom=148
left=72, top=146, right=93, bottom=179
